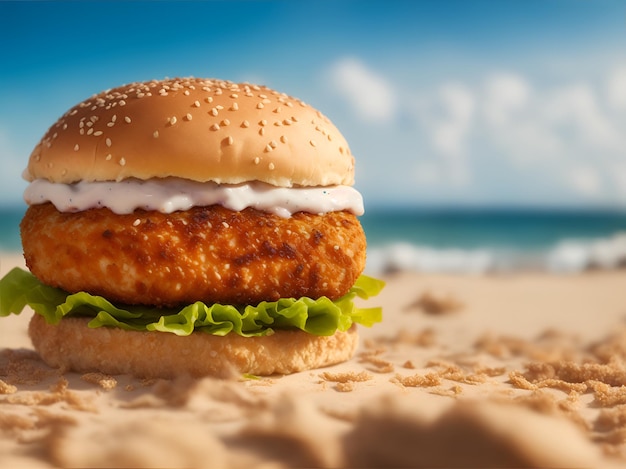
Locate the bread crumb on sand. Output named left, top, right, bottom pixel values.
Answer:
left=2, top=263, right=626, bottom=467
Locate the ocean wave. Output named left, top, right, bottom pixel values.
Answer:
left=365, top=232, right=626, bottom=275
left=546, top=233, right=626, bottom=273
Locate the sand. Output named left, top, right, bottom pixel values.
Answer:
left=2, top=251, right=626, bottom=467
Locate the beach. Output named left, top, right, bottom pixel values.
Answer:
left=2, top=251, right=626, bottom=467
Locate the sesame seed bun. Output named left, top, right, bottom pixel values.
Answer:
left=25, top=77, right=354, bottom=188
left=28, top=314, right=359, bottom=378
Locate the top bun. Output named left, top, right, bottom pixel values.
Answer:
left=25, top=78, right=354, bottom=187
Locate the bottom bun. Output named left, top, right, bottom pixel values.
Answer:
left=28, top=314, right=358, bottom=378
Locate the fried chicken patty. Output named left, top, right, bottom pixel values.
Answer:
left=21, top=203, right=366, bottom=307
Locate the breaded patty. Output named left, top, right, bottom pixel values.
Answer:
left=21, top=204, right=366, bottom=307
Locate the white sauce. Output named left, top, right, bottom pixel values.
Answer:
left=24, top=178, right=364, bottom=218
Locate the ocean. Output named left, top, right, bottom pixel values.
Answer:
left=361, top=208, right=626, bottom=274
left=2, top=205, right=626, bottom=274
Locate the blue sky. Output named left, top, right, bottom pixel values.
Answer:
left=1, top=0, right=626, bottom=209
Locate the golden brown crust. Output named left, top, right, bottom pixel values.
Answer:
left=25, top=78, right=354, bottom=188
left=21, top=204, right=366, bottom=306
left=28, top=314, right=359, bottom=377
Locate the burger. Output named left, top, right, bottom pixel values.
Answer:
left=0, top=77, right=383, bottom=378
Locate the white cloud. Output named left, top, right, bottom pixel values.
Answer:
left=322, top=56, right=626, bottom=207
left=484, top=72, right=531, bottom=127
left=566, top=166, right=602, bottom=197
left=327, top=57, right=397, bottom=122
left=412, top=161, right=442, bottom=186
left=432, top=83, right=475, bottom=159
left=481, top=72, right=566, bottom=167
left=608, top=162, right=626, bottom=201
left=607, top=66, right=626, bottom=110
left=547, top=83, right=622, bottom=149
left=409, top=72, right=607, bottom=192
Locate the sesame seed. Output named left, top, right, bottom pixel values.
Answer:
left=309, top=140, right=316, bottom=147
left=107, top=122, right=115, bottom=127
left=257, top=103, right=264, bottom=109
left=222, top=221, right=229, bottom=228
left=280, top=135, right=288, bottom=144
left=93, top=130, right=103, bottom=136
left=153, top=130, right=159, bottom=138
left=205, top=97, right=213, bottom=103
left=112, top=115, right=117, bottom=122
left=254, top=157, right=260, bottom=164
left=79, top=128, right=85, bottom=135
left=184, top=90, right=190, bottom=96
left=62, top=123, right=68, bottom=130
left=292, top=116, right=299, bottom=122
left=230, top=103, right=239, bottom=111
left=269, top=140, right=277, bottom=149
left=210, top=108, right=218, bottom=116
left=69, top=109, right=78, bottom=115
left=106, top=138, right=112, bottom=147
left=106, top=154, right=112, bottom=160
left=333, top=245, right=340, bottom=250
left=74, top=144, right=80, bottom=151
left=265, top=144, right=273, bottom=152
left=259, top=119, right=267, bottom=126
left=273, top=107, right=281, bottom=113
left=241, top=120, right=250, bottom=128
left=221, top=118, right=230, bottom=126
left=259, top=128, right=265, bottom=136
left=226, top=136, right=234, bottom=145
left=87, top=128, right=94, bottom=135
left=119, top=157, right=126, bottom=166
left=230, top=93, right=238, bottom=98
left=119, top=100, right=126, bottom=106
left=124, top=116, right=131, bottom=123
left=268, top=162, right=275, bottom=170
left=133, top=218, right=141, bottom=227
left=193, top=100, right=201, bottom=107
left=210, top=123, right=220, bottom=131
left=186, top=113, right=193, bottom=121
left=169, top=116, right=177, bottom=125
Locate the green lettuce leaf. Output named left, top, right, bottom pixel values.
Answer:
left=0, top=267, right=384, bottom=337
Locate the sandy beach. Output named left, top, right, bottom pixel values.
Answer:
left=2, top=251, right=626, bottom=467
